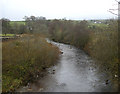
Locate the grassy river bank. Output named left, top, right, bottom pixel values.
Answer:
left=2, top=34, right=60, bottom=92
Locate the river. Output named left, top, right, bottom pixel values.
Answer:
left=17, top=41, right=117, bottom=92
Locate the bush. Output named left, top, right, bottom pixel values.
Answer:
left=49, top=20, right=91, bottom=49
left=2, top=34, right=60, bottom=92
left=88, top=20, right=118, bottom=88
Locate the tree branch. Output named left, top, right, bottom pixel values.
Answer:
left=108, top=10, right=118, bottom=16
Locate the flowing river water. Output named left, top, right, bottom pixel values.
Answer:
left=17, top=41, right=117, bottom=92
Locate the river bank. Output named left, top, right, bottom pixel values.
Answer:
left=17, top=41, right=117, bottom=92
left=2, top=35, right=60, bottom=92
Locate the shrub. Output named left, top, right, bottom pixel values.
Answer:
left=2, top=34, right=60, bottom=92
left=88, top=20, right=118, bottom=88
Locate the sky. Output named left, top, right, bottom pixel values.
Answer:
left=0, top=0, right=118, bottom=21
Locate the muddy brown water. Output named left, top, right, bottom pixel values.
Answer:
left=17, top=41, right=117, bottom=92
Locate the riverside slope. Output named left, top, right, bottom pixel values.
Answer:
left=17, top=40, right=116, bottom=92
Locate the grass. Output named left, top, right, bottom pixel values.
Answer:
left=0, top=34, right=15, bottom=37
left=2, top=34, right=60, bottom=92
left=91, top=23, right=108, bottom=27
left=88, top=22, right=108, bottom=29
left=9, top=21, right=26, bottom=26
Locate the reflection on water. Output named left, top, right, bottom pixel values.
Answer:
left=17, top=41, right=117, bottom=92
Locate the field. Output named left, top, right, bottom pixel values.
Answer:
left=0, top=34, right=15, bottom=37
left=88, top=21, right=108, bottom=29
left=9, top=21, right=26, bottom=26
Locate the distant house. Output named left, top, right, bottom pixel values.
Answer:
left=94, top=21, right=101, bottom=24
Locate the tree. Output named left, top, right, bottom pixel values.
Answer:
left=24, top=16, right=47, bottom=34
left=108, top=0, right=120, bottom=16
left=2, top=18, right=11, bottom=34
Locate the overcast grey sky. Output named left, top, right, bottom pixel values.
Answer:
left=0, top=0, right=118, bottom=21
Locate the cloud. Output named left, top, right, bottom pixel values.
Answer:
left=1, top=0, right=116, bottom=20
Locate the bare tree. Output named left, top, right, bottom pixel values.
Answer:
left=108, top=0, right=120, bottom=16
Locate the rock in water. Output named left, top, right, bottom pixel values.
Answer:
left=105, top=80, right=109, bottom=85
left=60, top=51, right=63, bottom=54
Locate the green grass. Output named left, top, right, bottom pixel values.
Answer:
left=90, top=23, right=108, bottom=27
left=10, top=21, right=26, bottom=26
left=88, top=22, right=108, bottom=29
left=0, top=34, right=15, bottom=37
